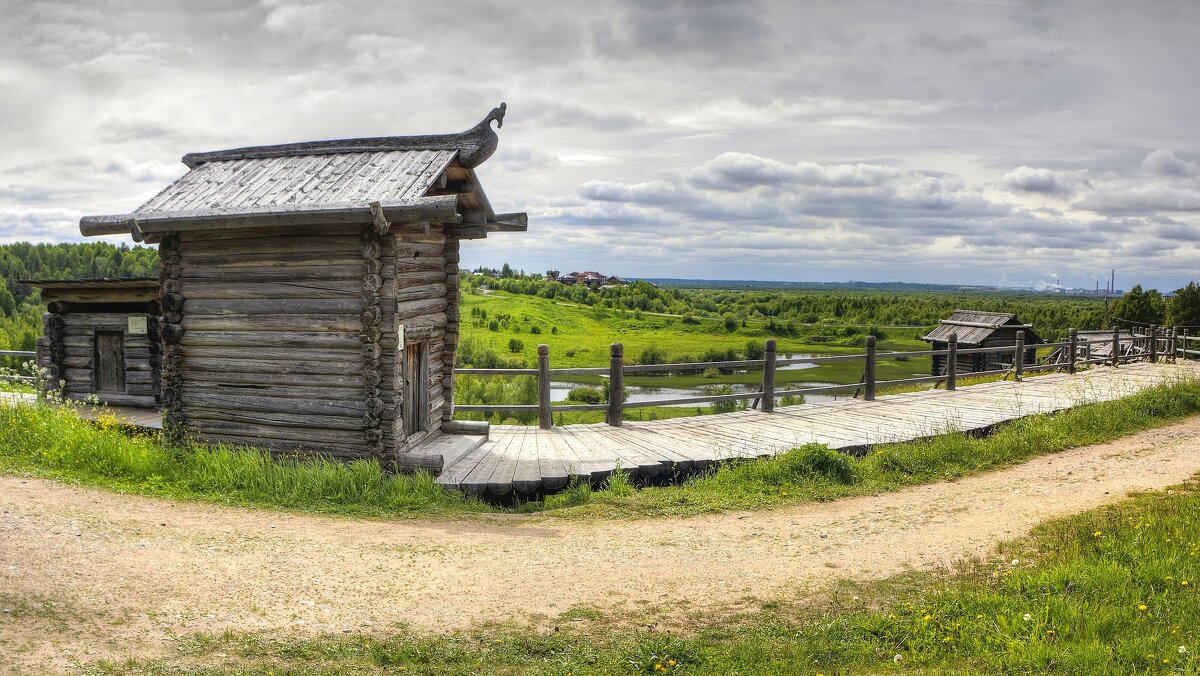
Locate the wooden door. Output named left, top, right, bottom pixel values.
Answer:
left=403, top=342, right=428, bottom=436
left=95, top=331, right=126, bottom=393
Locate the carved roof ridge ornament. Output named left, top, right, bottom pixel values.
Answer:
left=180, top=103, right=508, bottom=169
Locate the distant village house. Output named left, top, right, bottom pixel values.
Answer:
left=923, top=310, right=1043, bottom=376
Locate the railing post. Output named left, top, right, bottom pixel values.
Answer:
left=1112, top=326, right=1121, bottom=367
left=1014, top=330, right=1025, bottom=381
left=762, top=339, right=776, bottom=412
left=864, top=335, right=876, bottom=401
left=537, top=344, right=552, bottom=430
left=606, top=343, right=624, bottom=426
left=946, top=333, right=958, bottom=391
left=1183, top=329, right=1190, bottom=361
left=1170, top=327, right=1178, bottom=362
left=1068, top=328, right=1078, bottom=374
left=1149, top=325, right=1158, bottom=363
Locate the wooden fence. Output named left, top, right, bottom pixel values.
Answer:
left=0, top=349, right=38, bottom=386
left=459, top=327, right=1188, bottom=429
left=8, top=325, right=1193, bottom=429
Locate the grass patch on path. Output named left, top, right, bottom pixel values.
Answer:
left=2, top=379, right=1200, bottom=520
left=89, top=477, right=1200, bottom=674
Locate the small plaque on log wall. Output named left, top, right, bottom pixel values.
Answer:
left=127, top=316, right=148, bottom=335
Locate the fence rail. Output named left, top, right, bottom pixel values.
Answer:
left=459, top=325, right=1189, bottom=429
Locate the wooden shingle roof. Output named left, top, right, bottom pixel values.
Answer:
left=79, top=104, right=527, bottom=242
left=136, top=150, right=457, bottom=214
left=923, top=310, right=1040, bottom=345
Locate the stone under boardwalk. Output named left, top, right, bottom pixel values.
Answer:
left=436, top=362, right=1200, bottom=498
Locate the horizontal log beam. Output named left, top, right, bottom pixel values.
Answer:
left=80, top=196, right=463, bottom=237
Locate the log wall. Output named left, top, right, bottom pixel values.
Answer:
left=169, top=223, right=457, bottom=462
left=40, top=309, right=159, bottom=408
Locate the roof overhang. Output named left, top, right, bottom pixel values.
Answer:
left=80, top=195, right=465, bottom=241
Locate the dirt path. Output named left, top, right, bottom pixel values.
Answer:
left=4, top=419, right=1200, bottom=672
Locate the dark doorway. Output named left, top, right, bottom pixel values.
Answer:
left=95, top=331, right=126, bottom=393
left=403, top=341, right=428, bottom=436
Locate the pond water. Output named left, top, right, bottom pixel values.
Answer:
left=549, top=376, right=849, bottom=407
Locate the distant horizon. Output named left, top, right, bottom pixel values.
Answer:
left=465, top=262, right=1144, bottom=293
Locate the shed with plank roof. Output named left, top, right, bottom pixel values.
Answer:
left=923, top=310, right=1043, bottom=376
left=28, top=277, right=162, bottom=408
left=78, top=104, right=526, bottom=470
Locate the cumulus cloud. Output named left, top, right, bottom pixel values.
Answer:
left=1141, top=149, right=1199, bottom=177
left=1002, top=166, right=1076, bottom=196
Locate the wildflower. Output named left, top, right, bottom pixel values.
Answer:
left=1181, top=646, right=1189, bottom=654
left=923, top=614, right=932, bottom=621
left=668, top=660, right=676, bottom=666
left=1046, top=630, right=1057, bottom=637
left=1023, top=613, right=1032, bottom=621
left=1011, top=559, right=1020, bottom=565
left=1093, top=531, right=1102, bottom=538
left=943, top=636, right=952, bottom=643
left=654, top=665, right=664, bottom=672
left=975, top=614, right=984, bottom=620
left=1182, top=580, right=1190, bottom=586
left=893, top=654, right=903, bottom=663
left=1139, top=604, right=1148, bottom=612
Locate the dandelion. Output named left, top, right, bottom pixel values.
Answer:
left=654, top=665, right=664, bottom=672
left=1139, top=604, right=1148, bottom=612
left=1046, top=630, right=1057, bottom=637
left=1182, top=580, right=1190, bottom=586
left=923, top=614, right=932, bottom=621
left=943, top=636, right=952, bottom=643
left=668, top=660, right=676, bottom=666
left=975, top=614, right=984, bottom=620
left=1093, top=531, right=1102, bottom=538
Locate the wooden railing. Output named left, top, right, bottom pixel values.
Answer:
left=457, top=327, right=1185, bottom=429
left=0, top=349, right=40, bottom=388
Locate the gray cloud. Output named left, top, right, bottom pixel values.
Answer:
left=1142, top=149, right=1199, bottom=177
left=0, top=0, right=1198, bottom=288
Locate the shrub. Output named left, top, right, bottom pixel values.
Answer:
left=487, top=319, right=500, bottom=331
left=551, top=326, right=558, bottom=334
left=723, top=316, right=738, bottom=332
left=681, top=314, right=700, bottom=325
left=507, top=338, right=524, bottom=353
left=529, top=325, right=541, bottom=334
left=637, top=344, right=668, bottom=365
left=744, top=340, right=764, bottom=360
left=566, top=387, right=603, bottom=404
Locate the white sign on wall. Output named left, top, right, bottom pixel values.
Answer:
left=127, top=316, right=148, bottom=335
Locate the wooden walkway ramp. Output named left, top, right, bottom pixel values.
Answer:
left=437, top=362, right=1200, bottom=497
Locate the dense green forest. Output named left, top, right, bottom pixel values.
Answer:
left=0, top=242, right=159, bottom=353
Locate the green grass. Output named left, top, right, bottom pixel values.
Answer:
left=462, top=290, right=929, bottom=377
left=85, top=477, right=1200, bottom=674
left=4, top=380, right=1200, bottom=523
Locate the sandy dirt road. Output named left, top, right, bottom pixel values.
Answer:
left=3, top=418, right=1200, bottom=672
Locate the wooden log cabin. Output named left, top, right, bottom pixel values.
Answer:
left=77, top=104, right=526, bottom=469
left=29, top=278, right=162, bottom=407
left=923, top=310, right=1043, bottom=376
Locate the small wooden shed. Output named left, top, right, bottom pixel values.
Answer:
left=30, top=278, right=161, bottom=407
left=77, top=104, right=526, bottom=469
left=923, top=310, right=1043, bottom=376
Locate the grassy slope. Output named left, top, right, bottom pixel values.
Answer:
left=89, top=477, right=1200, bottom=674
left=460, top=291, right=931, bottom=385
left=3, top=380, right=1200, bottom=522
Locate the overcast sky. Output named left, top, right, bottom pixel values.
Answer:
left=2, top=0, right=1198, bottom=290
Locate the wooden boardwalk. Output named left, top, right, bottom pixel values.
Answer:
left=437, top=362, right=1200, bottom=497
